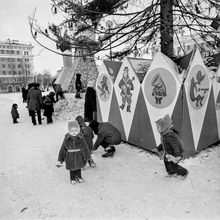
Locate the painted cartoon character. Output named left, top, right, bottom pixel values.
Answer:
left=97, top=75, right=109, bottom=99
left=118, top=67, right=135, bottom=112
left=152, top=74, right=167, bottom=104
left=190, top=70, right=209, bottom=107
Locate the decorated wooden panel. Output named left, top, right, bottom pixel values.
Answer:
left=142, top=52, right=182, bottom=146
left=114, top=57, right=141, bottom=140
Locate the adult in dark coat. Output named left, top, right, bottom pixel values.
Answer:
left=27, top=82, right=43, bottom=125
left=43, top=92, right=56, bottom=124
left=75, top=73, right=82, bottom=99
left=84, top=80, right=97, bottom=122
left=89, top=120, right=121, bottom=157
left=21, top=86, right=27, bottom=103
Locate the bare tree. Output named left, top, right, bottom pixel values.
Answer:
left=29, top=0, right=220, bottom=59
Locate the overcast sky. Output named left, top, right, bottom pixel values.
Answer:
left=0, top=0, right=63, bottom=76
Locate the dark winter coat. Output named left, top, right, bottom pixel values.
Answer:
left=58, top=133, right=91, bottom=170
left=22, top=87, right=27, bottom=101
left=43, top=95, right=54, bottom=116
left=27, top=86, right=43, bottom=111
left=76, top=115, right=94, bottom=152
left=159, top=128, right=183, bottom=162
left=11, top=107, right=19, bottom=120
left=84, top=87, right=97, bottom=122
left=75, top=74, right=82, bottom=92
left=89, top=121, right=121, bottom=150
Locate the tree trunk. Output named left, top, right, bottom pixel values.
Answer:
left=160, top=0, right=173, bottom=58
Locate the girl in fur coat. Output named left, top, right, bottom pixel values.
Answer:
left=56, top=120, right=90, bottom=184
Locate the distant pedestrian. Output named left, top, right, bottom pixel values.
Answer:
left=75, top=73, right=82, bottom=99
left=56, top=120, right=91, bottom=184
left=27, top=82, right=43, bottom=125
left=84, top=79, right=97, bottom=122
left=75, top=115, right=96, bottom=167
left=53, top=84, right=65, bottom=102
left=21, top=86, right=27, bottom=103
left=43, top=92, right=56, bottom=124
left=89, top=120, right=121, bottom=157
left=11, top=103, right=19, bottom=124
left=153, top=114, right=188, bottom=178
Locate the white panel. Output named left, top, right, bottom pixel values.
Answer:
left=114, top=57, right=140, bottom=139
left=185, top=48, right=211, bottom=150
left=96, top=62, right=113, bottom=122
left=141, top=52, right=181, bottom=146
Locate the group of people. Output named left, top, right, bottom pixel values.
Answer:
left=12, top=82, right=64, bottom=126
left=11, top=78, right=188, bottom=185
left=56, top=113, right=188, bottom=185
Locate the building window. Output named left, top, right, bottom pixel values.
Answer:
left=2, top=64, right=5, bottom=68
left=8, top=64, right=11, bottom=68
left=16, top=51, right=20, bottom=55
left=0, top=50, right=4, bottom=54
left=1, top=58, right=5, bottom=61
left=18, top=64, right=21, bottom=68
left=2, top=71, right=6, bottom=75
left=13, top=71, right=17, bottom=75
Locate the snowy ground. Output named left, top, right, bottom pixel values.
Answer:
left=0, top=92, right=220, bottom=220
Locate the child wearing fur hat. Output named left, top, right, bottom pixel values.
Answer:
left=75, top=115, right=96, bottom=167
left=56, top=120, right=91, bottom=184
left=11, top=103, right=19, bottom=123
left=154, top=114, right=188, bottom=178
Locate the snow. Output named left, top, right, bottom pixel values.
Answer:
left=0, top=92, right=220, bottom=220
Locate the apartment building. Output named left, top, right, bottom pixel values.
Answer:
left=0, top=39, right=34, bottom=92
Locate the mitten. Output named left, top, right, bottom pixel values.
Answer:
left=56, top=161, right=63, bottom=168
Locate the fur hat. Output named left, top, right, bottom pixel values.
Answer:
left=68, top=120, right=79, bottom=131
left=89, top=120, right=99, bottom=134
left=155, top=114, right=172, bottom=133
left=75, top=115, right=85, bottom=125
left=12, top=103, right=18, bottom=108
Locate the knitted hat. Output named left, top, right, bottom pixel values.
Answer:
left=155, top=114, right=172, bottom=133
left=75, top=115, right=85, bottom=125
left=89, top=120, right=99, bottom=134
left=68, top=120, right=79, bottom=131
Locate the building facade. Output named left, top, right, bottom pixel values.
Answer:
left=0, top=39, right=34, bottom=93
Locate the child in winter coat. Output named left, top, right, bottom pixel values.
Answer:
left=43, top=92, right=56, bottom=124
left=154, top=114, right=188, bottom=178
left=56, top=120, right=91, bottom=184
left=89, top=120, right=121, bottom=157
left=75, top=115, right=96, bottom=167
left=11, top=103, right=19, bottom=123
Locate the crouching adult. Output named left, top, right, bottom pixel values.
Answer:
left=89, top=120, right=121, bottom=157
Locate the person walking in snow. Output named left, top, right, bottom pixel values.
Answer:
left=11, top=103, right=19, bottom=124
left=153, top=114, right=188, bottom=178
left=75, top=73, right=82, bottom=99
left=27, top=82, right=43, bottom=125
left=56, top=120, right=91, bottom=184
left=43, top=92, right=56, bottom=124
left=89, top=120, right=121, bottom=157
left=84, top=79, right=97, bottom=122
left=75, top=115, right=96, bottom=167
